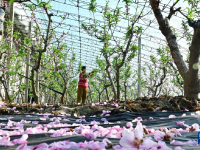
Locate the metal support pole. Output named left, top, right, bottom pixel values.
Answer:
left=77, top=0, right=81, bottom=63
left=25, top=22, right=31, bottom=103
left=137, top=35, right=141, bottom=98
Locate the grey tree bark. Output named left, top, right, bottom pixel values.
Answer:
left=150, top=0, right=200, bottom=99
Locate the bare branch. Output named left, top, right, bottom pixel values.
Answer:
left=178, top=9, right=190, bottom=20
left=118, top=1, right=147, bottom=68
left=155, top=67, right=166, bottom=88
left=172, top=0, right=180, bottom=8
left=162, top=0, right=172, bottom=11
left=167, top=7, right=181, bottom=20
left=168, top=62, right=183, bottom=85
left=166, top=0, right=181, bottom=20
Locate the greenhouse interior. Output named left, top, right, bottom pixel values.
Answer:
left=0, top=0, right=200, bottom=149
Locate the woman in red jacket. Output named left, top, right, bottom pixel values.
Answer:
left=77, top=66, right=93, bottom=105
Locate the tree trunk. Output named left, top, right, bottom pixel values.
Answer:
left=0, top=91, right=4, bottom=101
left=0, top=76, right=11, bottom=102
left=31, top=70, right=38, bottom=104
left=61, top=85, right=67, bottom=104
left=65, top=89, right=68, bottom=104
left=105, top=87, right=109, bottom=101
left=184, top=28, right=200, bottom=99
left=106, top=69, right=117, bottom=99
left=88, top=85, right=93, bottom=104
left=124, top=82, right=127, bottom=101
left=99, top=93, right=101, bottom=102
left=149, top=0, right=200, bottom=99
left=116, top=68, right=120, bottom=99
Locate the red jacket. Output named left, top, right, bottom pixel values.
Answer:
left=78, top=72, right=91, bottom=88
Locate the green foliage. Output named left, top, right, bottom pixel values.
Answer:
left=150, top=55, right=157, bottom=63
left=82, top=73, right=91, bottom=78
left=9, top=0, right=15, bottom=3
left=183, top=0, right=200, bottom=20
left=89, top=0, right=97, bottom=12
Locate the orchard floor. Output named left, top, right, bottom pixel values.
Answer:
left=0, top=95, right=200, bottom=149
left=0, top=111, right=199, bottom=150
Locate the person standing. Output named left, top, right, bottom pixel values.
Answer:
left=77, top=66, right=93, bottom=105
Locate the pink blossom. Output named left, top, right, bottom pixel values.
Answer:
left=49, top=141, right=69, bottom=149
left=40, top=118, right=46, bottom=121
left=0, top=136, right=14, bottom=146
left=155, top=107, right=159, bottom=111
left=81, top=129, right=97, bottom=139
left=186, top=140, right=198, bottom=146
left=191, top=123, right=199, bottom=131
left=132, top=117, right=143, bottom=122
left=26, top=115, right=32, bottom=117
left=16, top=144, right=34, bottom=150
left=154, top=134, right=162, bottom=141
left=7, top=120, right=14, bottom=126
left=32, top=121, right=39, bottom=124
left=176, top=121, right=185, bottom=126
left=149, top=117, right=153, bottom=120
left=182, top=113, right=186, bottom=117
left=126, top=122, right=133, bottom=128
left=101, top=118, right=107, bottom=122
left=91, top=121, right=100, bottom=125
left=88, top=141, right=106, bottom=150
left=195, top=111, right=200, bottom=115
left=50, top=128, right=68, bottom=137
left=12, top=107, right=16, bottom=110
left=115, top=104, right=119, bottom=107
left=66, top=114, right=71, bottom=117
left=63, top=119, right=70, bottom=121
left=95, top=103, right=100, bottom=105
left=155, top=141, right=172, bottom=150
left=175, top=146, right=185, bottom=150
left=119, top=121, right=156, bottom=149
left=102, top=138, right=112, bottom=146
left=12, top=134, right=28, bottom=145
left=169, top=115, right=176, bottom=118
left=35, top=143, right=48, bottom=149
left=171, top=140, right=198, bottom=146
left=170, top=140, right=185, bottom=145
left=66, top=141, right=80, bottom=149
left=113, top=145, right=123, bottom=150
left=185, top=108, right=189, bottom=111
